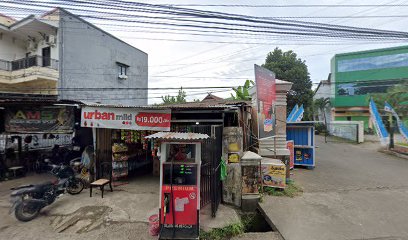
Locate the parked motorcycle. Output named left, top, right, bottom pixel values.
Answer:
left=9, top=162, right=85, bottom=222
left=35, top=144, right=83, bottom=173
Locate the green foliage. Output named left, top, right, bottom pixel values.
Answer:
left=313, top=97, right=330, bottom=123
left=262, top=48, right=314, bottom=120
left=161, top=87, right=187, bottom=104
left=200, top=222, right=244, bottom=240
left=315, top=122, right=328, bottom=134
left=371, top=85, right=408, bottom=116
left=231, top=79, right=254, bottom=100
left=263, top=181, right=303, bottom=198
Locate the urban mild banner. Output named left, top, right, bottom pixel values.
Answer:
left=81, top=106, right=171, bottom=131
left=254, top=64, right=276, bottom=139
left=5, top=107, right=74, bottom=133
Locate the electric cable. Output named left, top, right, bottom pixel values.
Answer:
left=4, top=1, right=408, bottom=40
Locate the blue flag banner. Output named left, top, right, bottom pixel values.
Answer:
left=369, top=98, right=389, bottom=146
left=287, top=105, right=298, bottom=122
left=384, top=102, right=408, bottom=143
left=289, top=104, right=304, bottom=122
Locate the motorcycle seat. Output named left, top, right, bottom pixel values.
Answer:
left=10, top=184, right=34, bottom=190
left=32, top=181, right=54, bottom=192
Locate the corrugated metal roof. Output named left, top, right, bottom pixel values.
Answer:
left=80, top=101, right=169, bottom=109
left=80, top=99, right=250, bottom=110
left=145, top=132, right=209, bottom=140
left=167, top=100, right=250, bottom=109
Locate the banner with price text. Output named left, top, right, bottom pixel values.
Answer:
left=81, top=106, right=171, bottom=131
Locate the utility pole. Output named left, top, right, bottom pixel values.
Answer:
left=388, top=114, right=395, bottom=150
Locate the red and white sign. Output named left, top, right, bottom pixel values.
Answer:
left=81, top=106, right=171, bottom=131
left=286, top=140, right=295, bottom=169
left=161, top=185, right=198, bottom=225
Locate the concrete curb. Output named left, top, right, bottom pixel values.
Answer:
left=379, top=149, right=408, bottom=160
left=257, top=202, right=286, bottom=240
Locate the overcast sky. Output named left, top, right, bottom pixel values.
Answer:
left=4, top=0, right=408, bottom=104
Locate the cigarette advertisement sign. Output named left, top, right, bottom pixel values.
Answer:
left=261, top=160, right=286, bottom=189
left=5, top=107, right=74, bottom=133
left=254, top=64, right=276, bottom=139
left=81, top=106, right=171, bottom=131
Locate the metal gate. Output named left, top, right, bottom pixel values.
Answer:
left=189, top=125, right=223, bottom=217
left=325, top=122, right=361, bottom=143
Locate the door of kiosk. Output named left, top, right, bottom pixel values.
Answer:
left=159, top=142, right=201, bottom=240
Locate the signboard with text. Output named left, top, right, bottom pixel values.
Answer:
left=254, top=64, right=276, bottom=139
left=5, top=107, right=74, bottom=133
left=81, top=106, right=171, bottom=131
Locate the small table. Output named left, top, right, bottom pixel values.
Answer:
left=9, top=166, right=25, bottom=178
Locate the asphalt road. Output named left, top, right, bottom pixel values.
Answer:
left=260, top=136, right=408, bottom=240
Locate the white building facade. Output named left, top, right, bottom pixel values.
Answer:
left=0, top=8, right=148, bottom=105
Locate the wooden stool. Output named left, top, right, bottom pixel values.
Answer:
left=90, top=162, right=112, bottom=198
left=90, top=179, right=112, bottom=198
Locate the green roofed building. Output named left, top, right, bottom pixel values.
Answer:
left=331, top=45, right=408, bottom=130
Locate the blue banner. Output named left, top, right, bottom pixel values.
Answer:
left=369, top=98, right=389, bottom=146
left=287, top=105, right=298, bottom=122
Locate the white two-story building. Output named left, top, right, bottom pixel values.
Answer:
left=0, top=8, right=148, bottom=106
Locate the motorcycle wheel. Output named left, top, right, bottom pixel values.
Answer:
left=15, top=201, right=41, bottom=222
left=66, top=178, right=85, bottom=195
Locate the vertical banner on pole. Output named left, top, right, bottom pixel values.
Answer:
left=254, top=64, right=276, bottom=139
left=384, top=102, right=408, bottom=142
left=369, top=98, right=389, bottom=146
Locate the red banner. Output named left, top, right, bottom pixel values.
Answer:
left=254, top=64, right=276, bottom=138
left=135, top=112, right=171, bottom=128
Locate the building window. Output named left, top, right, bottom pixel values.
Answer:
left=117, top=62, right=129, bottom=79
left=337, top=52, right=408, bottom=72
left=347, top=116, right=352, bottom=121
left=336, top=79, right=404, bottom=96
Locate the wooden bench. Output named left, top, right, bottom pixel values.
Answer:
left=9, top=166, right=25, bottom=178
left=90, top=162, right=112, bottom=198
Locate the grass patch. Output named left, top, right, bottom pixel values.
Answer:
left=326, top=135, right=357, bottom=144
left=200, top=222, right=244, bottom=240
left=396, top=142, right=408, bottom=147
left=240, top=211, right=272, bottom=233
left=263, top=181, right=303, bottom=198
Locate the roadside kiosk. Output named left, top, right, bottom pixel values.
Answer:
left=286, top=122, right=316, bottom=168
left=145, top=132, right=209, bottom=240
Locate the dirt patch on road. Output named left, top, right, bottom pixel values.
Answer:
left=51, top=206, right=112, bottom=233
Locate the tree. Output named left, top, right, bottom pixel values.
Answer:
left=314, top=97, right=330, bottom=124
left=262, top=48, right=314, bottom=120
left=230, top=79, right=254, bottom=100
left=371, top=85, right=408, bottom=146
left=161, top=87, right=187, bottom=104
left=371, top=85, right=408, bottom=116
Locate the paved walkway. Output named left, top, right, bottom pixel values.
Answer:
left=259, top=136, right=408, bottom=240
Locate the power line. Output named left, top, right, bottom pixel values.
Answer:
left=4, top=1, right=408, bottom=40
left=161, top=4, right=408, bottom=8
